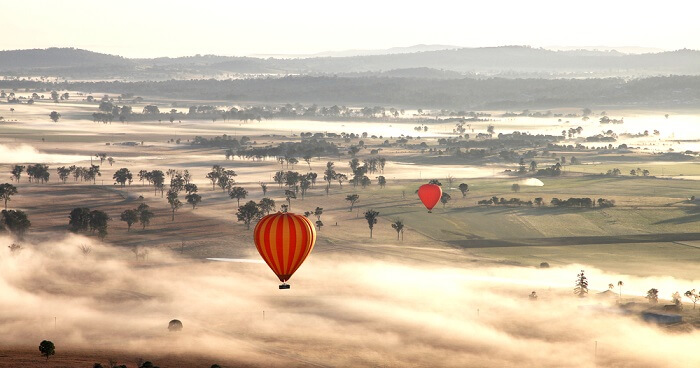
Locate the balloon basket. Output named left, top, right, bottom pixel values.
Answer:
left=279, top=283, right=290, bottom=290
left=428, top=210, right=432, bottom=213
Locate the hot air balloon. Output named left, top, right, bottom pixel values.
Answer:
left=418, top=183, right=442, bottom=212
left=253, top=212, right=317, bottom=289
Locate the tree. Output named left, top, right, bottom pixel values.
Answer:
left=56, top=166, right=71, bottom=183
left=138, top=203, right=154, bottom=229
left=39, top=340, right=55, bottom=361
left=206, top=165, right=225, bottom=190
left=1, top=209, right=31, bottom=238
left=167, top=189, right=182, bottom=221
left=313, top=207, right=323, bottom=222
left=672, top=292, right=683, bottom=308
left=458, top=183, right=469, bottom=198
left=617, top=280, right=624, bottom=301
left=186, top=193, right=202, bottom=209
left=236, top=201, right=261, bottom=230
left=284, top=190, right=296, bottom=210
left=120, top=209, right=138, bottom=231
left=299, top=176, right=311, bottom=199
left=50, top=90, right=59, bottom=102
left=112, top=168, right=132, bottom=187
left=0, top=183, right=18, bottom=209
left=391, top=218, right=404, bottom=240
left=273, top=171, right=285, bottom=188
left=11, top=165, right=25, bottom=182
left=258, top=197, right=276, bottom=215
left=511, top=183, right=521, bottom=193
left=685, top=289, right=699, bottom=309
left=68, top=207, right=91, bottom=232
left=574, top=270, right=588, bottom=297
left=377, top=176, right=387, bottom=188
left=346, top=194, right=359, bottom=211
left=440, top=192, right=451, bottom=208
left=324, top=162, right=336, bottom=187
left=89, top=210, right=110, bottom=240
left=364, top=210, right=379, bottom=238
left=336, top=173, right=347, bottom=187
left=260, top=182, right=268, bottom=196
left=228, top=186, right=248, bottom=206
left=303, top=154, right=312, bottom=170
left=49, top=111, right=61, bottom=122
left=646, top=288, right=659, bottom=304
left=107, top=157, right=115, bottom=166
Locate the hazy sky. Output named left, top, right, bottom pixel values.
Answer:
left=2, top=0, right=699, bottom=57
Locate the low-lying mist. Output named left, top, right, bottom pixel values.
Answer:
left=0, top=144, right=87, bottom=164
left=1, top=234, right=698, bottom=367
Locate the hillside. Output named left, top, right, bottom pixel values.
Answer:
left=1, top=46, right=700, bottom=79
left=0, top=47, right=132, bottom=70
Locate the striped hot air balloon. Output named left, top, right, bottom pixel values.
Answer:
left=253, top=212, right=317, bottom=289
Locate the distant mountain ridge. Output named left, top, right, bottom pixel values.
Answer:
left=1, top=46, right=699, bottom=78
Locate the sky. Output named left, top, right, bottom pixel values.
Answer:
left=1, top=0, right=699, bottom=58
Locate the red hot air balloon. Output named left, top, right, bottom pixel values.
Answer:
left=254, top=212, right=317, bottom=289
left=418, top=183, right=442, bottom=212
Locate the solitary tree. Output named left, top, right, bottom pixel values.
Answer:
left=377, top=176, right=387, bottom=188
left=574, top=270, right=588, bottom=297
left=618, top=280, right=624, bottom=301
left=440, top=192, right=451, bottom=208
left=458, top=183, right=469, bottom=198
left=672, top=292, right=683, bottom=308
left=364, top=209, right=379, bottom=238
left=391, top=218, right=404, bottom=240
left=685, top=289, right=700, bottom=309
left=112, top=168, right=132, bottom=187
left=120, top=209, right=138, bottom=231
left=39, top=340, right=55, bottom=361
left=511, top=183, right=521, bottom=193
left=167, top=189, right=182, bottom=221
left=49, top=111, right=61, bottom=122
left=236, top=200, right=261, bottom=230
left=646, top=288, right=659, bottom=304
left=260, top=182, right=268, bottom=196
left=345, top=194, right=359, bottom=211
left=228, top=186, right=248, bottom=206
left=0, top=183, right=18, bottom=209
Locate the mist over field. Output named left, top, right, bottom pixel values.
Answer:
left=1, top=235, right=699, bottom=367
left=0, top=144, right=87, bottom=164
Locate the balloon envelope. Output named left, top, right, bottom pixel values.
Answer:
left=418, top=184, right=442, bottom=211
left=253, top=212, right=317, bottom=283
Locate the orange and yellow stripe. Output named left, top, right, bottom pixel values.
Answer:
left=254, top=212, right=316, bottom=282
